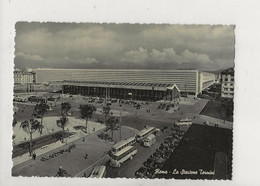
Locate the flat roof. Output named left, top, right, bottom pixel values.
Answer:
left=137, top=127, right=155, bottom=137
left=112, top=136, right=136, bottom=149
left=63, top=80, right=178, bottom=91
left=63, top=80, right=173, bottom=87
left=113, top=146, right=135, bottom=157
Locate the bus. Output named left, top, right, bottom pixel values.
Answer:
left=89, top=166, right=106, bottom=178
left=110, top=146, right=137, bottom=167
left=110, top=136, right=136, bottom=155
left=142, top=134, right=156, bottom=147
left=175, top=118, right=192, bottom=126
left=136, top=127, right=155, bottom=142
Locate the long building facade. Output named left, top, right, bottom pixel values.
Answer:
left=61, top=69, right=215, bottom=101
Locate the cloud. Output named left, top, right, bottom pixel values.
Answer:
left=180, top=49, right=213, bottom=64
left=120, top=47, right=213, bottom=67
left=15, top=23, right=235, bottom=70
left=120, top=47, right=148, bottom=63
left=16, top=52, right=43, bottom=61
left=150, top=48, right=180, bottom=64
left=77, top=57, right=99, bottom=65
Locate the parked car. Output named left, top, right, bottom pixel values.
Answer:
left=135, top=167, right=147, bottom=178
left=143, top=157, right=154, bottom=167
left=161, top=126, right=168, bottom=132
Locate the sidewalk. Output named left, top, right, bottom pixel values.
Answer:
left=199, top=115, right=233, bottom=129
left=12, top=125, right=106, bottom=166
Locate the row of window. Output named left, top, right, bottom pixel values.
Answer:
left=222, top=93, right=234, bottom=96
left=112, top=139, right=136, bottom=153
left=223, top=78, right=234, bottom=82
left=223, top=88, right=234, bottom=91
left=112, top=147, right=137, bottom=161
left=223, top=83, right=234, bottom=86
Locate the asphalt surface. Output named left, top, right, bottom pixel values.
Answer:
left=12, top=97, right=232, bottom=178
left=105, top=129, right=177, bottom=178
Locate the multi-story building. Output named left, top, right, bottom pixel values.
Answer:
left=61, top=69, right=215, bottom=100
left=14, top=69, right=36, bottom=84
left=220, top=68, right=234, bottom=99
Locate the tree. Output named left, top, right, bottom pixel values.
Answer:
left=102, top=104, right=111, bottom=126
left=57, top=102, right=71, bottom=132
left=79, top=104, right=96, bottom=134
left=60, top=102, right=71, bottom=116
left=106, top=116, right=119, bottom=140
left=20, top=118, right=41, bottom=156
left=57, top=102, right=71, bottom=142
left=33, top=100, right=49, bottom=135
left=56, top=116, right=69, bottom=132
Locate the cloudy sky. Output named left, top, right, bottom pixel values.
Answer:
left=15, top=23, right=235, bottom=71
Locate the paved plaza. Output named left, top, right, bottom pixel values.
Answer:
left=12, top=94, right=233, bottom=178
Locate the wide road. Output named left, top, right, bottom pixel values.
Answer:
left=105, top=128, right=178, bottom=178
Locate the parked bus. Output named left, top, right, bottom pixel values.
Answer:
left=175, top=118, right=192, bottom=126
left=110, top=146, right=137, bottom=167
left=142, top=134, right=156, bottom=147
left=89, top=166, right=106, bottom=178
left=136, top=127, right=155, bottom=142
left=111, top=136, right=136, bottom=155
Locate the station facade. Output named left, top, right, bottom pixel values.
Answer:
left=61, top=69, right=215, bottom=101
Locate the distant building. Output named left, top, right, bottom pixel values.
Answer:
left=215, top=73, right=221, bottom=84
left=220, top=68, right=234, bottom=99
left=14, top=69, right=36, bottom=84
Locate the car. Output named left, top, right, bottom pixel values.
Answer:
left=150, top=151, right=161, bottom=159
left=164, top=138, right=173, bottom=144
left=143, top=157, right=154, bottom=167
left=161, top=126, right=168, bottom=132
left=154, top=158, right=166, bottom=169
left=146, top=167, right=156, bottom=178
left=162, top=151, right=171, bottom=159
left=135, top=167, right=147, bottom=178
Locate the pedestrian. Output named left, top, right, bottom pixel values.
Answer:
left=59, top=164, right=63, bottom=171
left=85, top=153, right=88, bottom=159
left=32, top=152, right=36, bottom=160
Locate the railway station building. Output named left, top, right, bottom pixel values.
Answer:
left=61, top=69, right=215, bottom=101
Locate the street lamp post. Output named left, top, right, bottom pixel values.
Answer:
left=119, top=102, right=122, bottom=141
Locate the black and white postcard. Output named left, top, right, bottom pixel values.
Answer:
left=1, top=1, right=260, bottom=186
